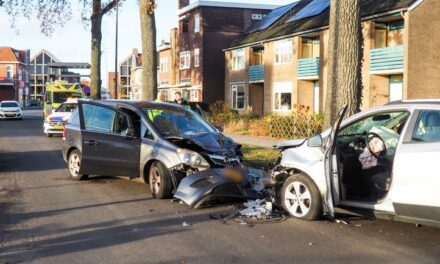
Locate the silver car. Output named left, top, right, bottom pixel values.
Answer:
left=272, top=100, right=440, bottom=227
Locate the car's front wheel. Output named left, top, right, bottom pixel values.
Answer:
left=149, top=161, right=173, bottom=199
left=68, top=150, right=88, bottom=181
left=46, top=133, right=53, bottom=137
left=281, top=173, right=322, bottom=220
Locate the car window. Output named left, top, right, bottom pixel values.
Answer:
left=56, top=103, right=77, bottom=112
left=84, top=105, right=115, bottom=133
left=69, top=109, right=80, bottom=125
left=412, top=110, right=440, bottom=142
left=113, top=113, right=130, bottom=135
left=338, top=111, right=409, bottom=137
left=1, top=102, right=19, bottom=108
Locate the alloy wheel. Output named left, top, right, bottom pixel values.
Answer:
left=69, top=153, right=81, bottom=177
left=284, top=181, right=312, bottom=218
left=150, top=166, right=161, bottom=194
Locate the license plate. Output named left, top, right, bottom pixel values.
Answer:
left=6, top=114, right=15, bottom=117
left=54, top=126, right=64, bottom=129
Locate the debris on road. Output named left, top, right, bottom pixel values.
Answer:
left=182, top=221, right=193, bottom=227
left=239, top=199, right=272, bottom=218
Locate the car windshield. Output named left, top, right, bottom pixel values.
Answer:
left=53, top=93, right=82, bottom=104
left=1, top=102, right=19, bottom=108
left=144, top=106, right=214, bottom=138
left=338, top=112, right=409, bottom=136
left=55, top=103, right=77, bottom=113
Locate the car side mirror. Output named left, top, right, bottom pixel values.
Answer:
left=214, top=125, right=223, bottom=132
left=308, top=135, right=323, bottom=147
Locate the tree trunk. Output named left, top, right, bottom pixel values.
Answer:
left=90, top=1, right=102, bottom=99
left=324, top=0, right=363, bottom=128
left=140, top=0, right=157, bottom=100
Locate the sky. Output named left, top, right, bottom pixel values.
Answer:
left=0, top=0, right=293, bottom=88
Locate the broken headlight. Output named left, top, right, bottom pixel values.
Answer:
left=177, top=148, right=210, bottom=169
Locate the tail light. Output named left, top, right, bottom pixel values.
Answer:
left=62, top=126, right=67, bottom=141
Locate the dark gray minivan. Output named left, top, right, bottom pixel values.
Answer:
left=62, top=100, right=242, bottom=199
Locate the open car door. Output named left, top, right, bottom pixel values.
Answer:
left=324, top=106, right=348, bottom=218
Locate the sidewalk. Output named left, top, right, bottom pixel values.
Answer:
left=226, top=134, right=283, bottom=149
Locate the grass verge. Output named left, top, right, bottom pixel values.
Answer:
left=241, top=144, right=280, bottom=169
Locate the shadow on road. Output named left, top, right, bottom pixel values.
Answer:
left=0, top=150, right=64, bottom=173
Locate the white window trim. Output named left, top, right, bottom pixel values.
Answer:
left=194, top=49, right=200, bottom=67
left=273, top=81, right=292, bottom=112
left=160, top=57, right=169, bottom=73
left=232, top=49, right=246, bottom=71
left=6, top=65, right=13, bottom=79
left=274, top=39, right=293, bottom=64
left=180, top=51, right=191, bottom=70
left=231, top=83, right=246, bottom=110
left=194, top=13, right=201, bottom=33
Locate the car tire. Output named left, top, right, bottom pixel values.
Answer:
left=149, top=161, right=173, bottom=199
left=46, top=133, right=53, bottom=137
left=68, top=150, right=88, bottom=181
left=281, top=173, right=322, bottom=221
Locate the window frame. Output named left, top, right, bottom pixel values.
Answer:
left=194, top=49, right=200, bottom=67
left=194, top=13, right=201, bottom=33
left=274, top=39, right=293, bottom=64
left=180, top=51, right=191, bottom=70
left=232, top=49, right=246, bottom=71
left=6, top=65, right=13, bottom=79
left=273, top=81, right=292, bottom=112
left=160, top=57, right=169, bottom=73
left=231, top=83, right=245, bottom=110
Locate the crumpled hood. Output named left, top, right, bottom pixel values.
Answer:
left=183, top=132, right=238, bottom=155
left=274, top=139, right=306, bottom=150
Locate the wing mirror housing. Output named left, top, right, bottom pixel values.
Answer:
left=308, top=134, right=323, bottom=147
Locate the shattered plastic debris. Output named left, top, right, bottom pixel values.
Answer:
left=240, top=199, right=273, bottom=218
left=182, top=221, right=193, bottom=227
left=335, top=219, right=349, bottom=225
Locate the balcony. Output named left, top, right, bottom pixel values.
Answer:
left=298, top=58, right=320, bottom=79
left=249, top=65, right=264, bottom=83
left=370, top=46, right=404, bottom=73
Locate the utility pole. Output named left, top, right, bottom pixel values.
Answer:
left=114, top=0, right=119, bottom=99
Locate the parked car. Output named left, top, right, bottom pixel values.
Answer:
left=0, top=101, right=22, bottom=120
left=44, top=98, right=78, bottom=137
left=62, top=100, right=242, bottom=199
left=272, top=100, right=440, bottom=227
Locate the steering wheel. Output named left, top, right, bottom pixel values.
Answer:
left=367, top=132, right=387, bottom=159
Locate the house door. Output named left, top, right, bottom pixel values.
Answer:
left=389, top=75, right=403, bottom=102
left=249, top=84, right=264, bottom=115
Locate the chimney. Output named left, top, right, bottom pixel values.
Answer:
left=178, top=0, right=190, bottom=10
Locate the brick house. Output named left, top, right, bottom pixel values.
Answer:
left=224, top=0, right=440, bottom=115
left=118, top=48, right=142, bottom=99
left=0, top=47, right=31, bottom=106
left=156, top=0, right=278, bottom=104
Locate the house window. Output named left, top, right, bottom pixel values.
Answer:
left=389, top=75, right=403, bottom=102
left=301, top=37, right=320, bottom=58
left=160, top=57, right=169, bottom=73
left=194, top=14, right=201, bottom=33
left=180, top=51, right=191, bottom=69
left=231, top=83, right=245, bottom=110
left=274, top=39, right=293, bottom=64
left=194, top=49, right=200, bottom=67
left=192, top=90, right=199, bottom=101
left=232, top=49, right=246, bottom=71
left=273, top=81, right=292, bottom=111
left=6, top=65, right=13, bottom=79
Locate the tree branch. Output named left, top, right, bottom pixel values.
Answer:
left=101, top=0, right=121, bottom=16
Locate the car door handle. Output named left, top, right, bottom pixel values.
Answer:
left=84, top=140, right=99, bottom=146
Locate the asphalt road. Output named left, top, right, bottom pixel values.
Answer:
left=0, top=110, right=439, bottom=264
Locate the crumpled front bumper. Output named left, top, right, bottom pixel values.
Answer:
left=174, top=168, right=263, bottom=209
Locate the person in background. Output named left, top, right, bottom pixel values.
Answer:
left=174, top=91, right=189, bottom=106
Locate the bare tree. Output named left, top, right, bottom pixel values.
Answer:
left=1, top=0, right=122, bottom=99
left=324, top=0, right=363, bottom=128
left=139, top=0, right=157, bottom=100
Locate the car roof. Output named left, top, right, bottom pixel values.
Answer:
left=385, top=99, right=440, bottom=107
left=81, top=99, right=187, bottom=110
left=0, top=101, right=19, bottom=104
